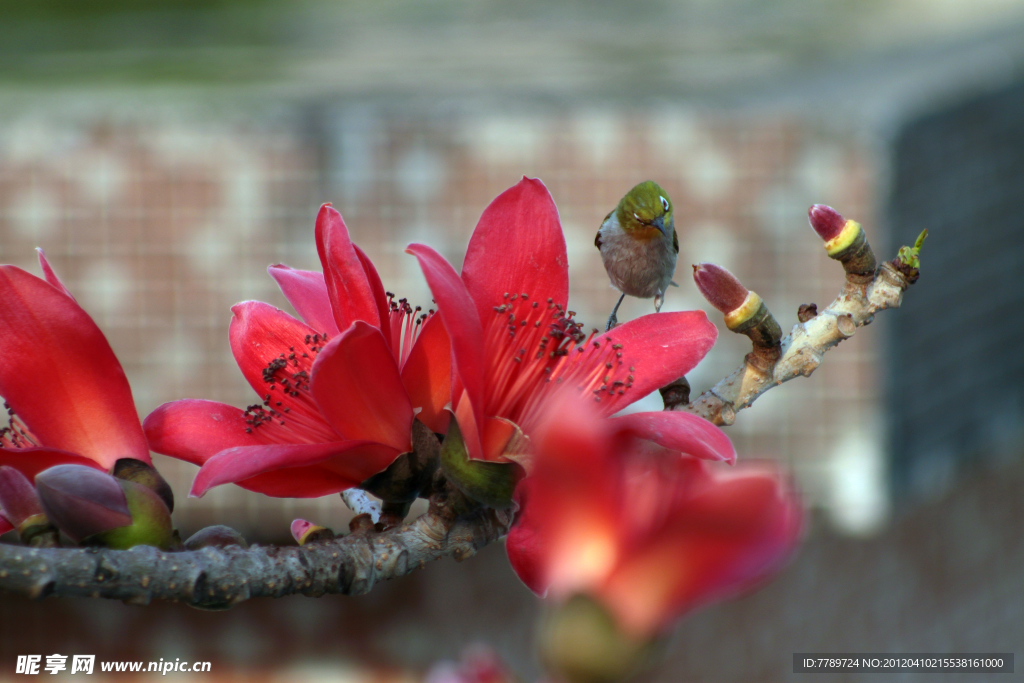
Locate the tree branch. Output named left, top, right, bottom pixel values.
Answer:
left=673, top=262, right=911, bottom=424
left=0, top=479, right=512, bottom=607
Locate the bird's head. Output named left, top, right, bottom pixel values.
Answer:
left=616, top=180, right=673, bottom=239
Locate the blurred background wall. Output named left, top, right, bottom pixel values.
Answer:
left=1, top=1, right=1022, bottom=681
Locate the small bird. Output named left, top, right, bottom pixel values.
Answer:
left=595, top=180, right=679, bottom=330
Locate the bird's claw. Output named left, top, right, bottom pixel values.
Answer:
left=606, top=312, right=619, bottom=331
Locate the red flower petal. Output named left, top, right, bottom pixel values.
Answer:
left=0, top=266, right=150, bottom=468
left=36, top=248, right=75, bottom=300
left=505, top=480, right=548, bottom=595
left=267, top=264, right=340, bottom=336
left=400, top=314, right=452, bottom=434
left=461, top=177, right=569, bottom=320
left=511, top=397, right=625, bottom=595
left=315, top=204, right=380, bottom=331
left=406, top=243, right=487, bottom=459
left=594, top=310, right=718, bottom=416
left=610, top=411, right=736, bottom=464
left=310, top=322, right=413, bottom=452
left=0, top=447, right=106, bottom=481
left=354, top=245, right=392, bottom=346
left=143, top=399, right=305, bottom=467
left=0, top=513, right=13, bottom=536
left=598, top=462, right=801, bottom=635
left=190, top=440, right=401, bottom=498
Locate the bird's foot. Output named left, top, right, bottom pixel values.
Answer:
left=654, top=293, right=665, bottom=313
left=606, top=312, right=619, bottom=331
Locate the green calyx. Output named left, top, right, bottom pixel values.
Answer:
left=539, top=594, right=661, bottom=683
left=84, top=480, right=175, bottom=551
left=439, top=417, right=522, bottom=509
left=113, top=458, right=175, bottom=513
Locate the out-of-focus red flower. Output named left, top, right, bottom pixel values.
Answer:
left=144, top=205, right=451, bottom=498
left=424, top=645, right=517, bottom=683
left=0, top=251, right=151, bottom=480
left=507, top=398, right=802, bottom=638
left=407, top=178, right=734, bottom=467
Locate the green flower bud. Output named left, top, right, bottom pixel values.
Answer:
left=539, top=595, right=660, bottom=683
left=90, top=479, right=175, bottom=550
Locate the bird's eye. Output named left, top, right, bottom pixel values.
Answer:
left=660, top=196, right=670, bottom=212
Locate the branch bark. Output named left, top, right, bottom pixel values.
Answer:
left=0, top=479, right=512, bottom=607
left=0, top=252, right=917, bottom=606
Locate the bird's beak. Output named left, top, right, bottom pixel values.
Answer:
left=652, top=214, right=667, bottom=236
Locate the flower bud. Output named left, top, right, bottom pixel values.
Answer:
left=539, top=595, right=659, bottom=683
left=692, top=263, right=748, bottom=316
left=440, top=417, right=522, bottom=509
left=35, top=465, right=174, bottom=550
left=290, top=518, right=335, bottom=545
left=0, top=466, right=57, bottom=546
left=807, top=204, right=876, bottom=276
left=184, top=525, right=248, bottom=550
left=113, top=458, right=174, bottom=513
left=808, top=204, right=846, bottom=241
left=35, top=465, right=132, bottom=544
left=692, top=263, right=781, bottom=348
left=97, top=480, right=175, bottom=550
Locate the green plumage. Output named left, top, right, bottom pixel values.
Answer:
left=596, top=181, right=680, bottom=329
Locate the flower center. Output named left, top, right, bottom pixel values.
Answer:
left=244, top=333, right=338, bottom=443
left=484, top=293, right=634, bottom=430
left=0, top=402, right=38, bottom=449
left=386, top=292, right=435, bottom=368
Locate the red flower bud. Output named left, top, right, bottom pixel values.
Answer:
left=692, top=263, right=749, bottom=315
left=35, top=464, right=132, bottom=543
left=291, top=518, right=335, bottom=545
left=0, top=466, right=45, bottom=529
left=808, top=204, right=846, bottom=242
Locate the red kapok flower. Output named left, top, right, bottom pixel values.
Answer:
left=507, top=398, right=802, bottom=638
left=0, top=251, right=151, bottom=481
left=406, top=177, right=734, bottom=468
left=144, top=204, right=451, bottom=498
